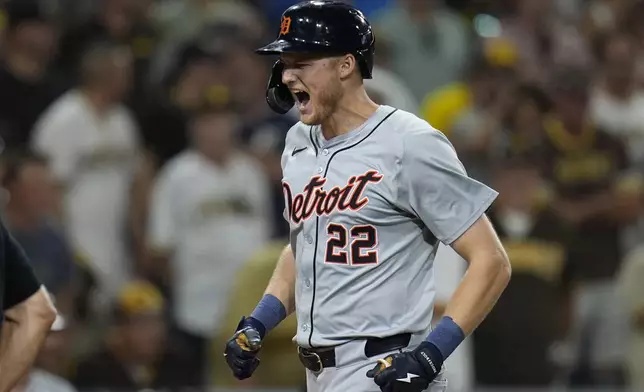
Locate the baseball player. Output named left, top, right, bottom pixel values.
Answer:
left=224, top=2, right=512, bottom=391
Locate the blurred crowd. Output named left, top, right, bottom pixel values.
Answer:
left=1, top=0, right=644, bottom=391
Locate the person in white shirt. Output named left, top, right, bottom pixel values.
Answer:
left=589, top=32, right=644, bottom=256
left=31, top=43, right=140, bottom=315
left=590, top=32, right=644, bottom=166
left=147, top=98, right=271, bottom=380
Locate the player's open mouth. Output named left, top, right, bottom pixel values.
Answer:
left=293, top=91, right=311, bottom=112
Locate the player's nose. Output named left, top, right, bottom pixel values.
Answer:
left=282, top=68, right=297, bottom=85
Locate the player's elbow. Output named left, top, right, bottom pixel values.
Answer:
left=6, top=287, right=58, bottom=329
left=28, top=288, right=58, bottom=328
left=491, top=248, right=512, bottom=288
left=473, top=247, right=512, bottom=289
left=498, top=252, right=512, bottom=286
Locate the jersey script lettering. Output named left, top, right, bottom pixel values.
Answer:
left=283, top=170, right=383, bottom=224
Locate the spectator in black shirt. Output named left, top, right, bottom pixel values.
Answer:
left=0, top=0, right=65, bottom=148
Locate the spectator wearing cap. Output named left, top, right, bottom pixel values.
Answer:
left=2, top=150, right=77, bottom=316
left=0, top=0, right=65, bottom=148
left=31, top=43, right=140, bottom=316
left=146, top=95, right=270, bottom=381
left=543, top=67, right=643, bottom=386
left=72, top=280, right=200, bottom=390
left=10, top=303, right=75, bottom=392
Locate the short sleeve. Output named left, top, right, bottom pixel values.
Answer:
left=397, top=126, right=498, bottom=244
left=147, top=170, right=178, bottom=251
left=3, top=223, right=41, bottom=310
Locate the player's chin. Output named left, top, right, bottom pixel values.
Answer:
left=299, top=111, right=321, bottom=125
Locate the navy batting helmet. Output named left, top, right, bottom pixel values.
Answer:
left=255, top=1, right=375, bottom=114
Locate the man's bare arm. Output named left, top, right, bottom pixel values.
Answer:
left=445, top=215, right=511, bottom=335
left=0, top=286, right=57, bottom=392
left=264, top=245, right=296, bottom=315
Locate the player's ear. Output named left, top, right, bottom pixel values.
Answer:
left=338, top=54, right=356, bottom=80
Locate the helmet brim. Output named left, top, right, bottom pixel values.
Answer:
left=255, top=39, right=292, bottom=54
left=255, top=39, right=332, bottom=55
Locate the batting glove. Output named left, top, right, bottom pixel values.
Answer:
left=366, top=342, right=443, bottom=392
left=224, top=317, right=263, bottom=380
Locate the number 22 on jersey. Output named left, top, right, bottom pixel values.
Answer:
left=326, top=224, right=378, bottom=265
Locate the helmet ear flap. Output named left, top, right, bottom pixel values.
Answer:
left=266, top=60, right=294, bottom=114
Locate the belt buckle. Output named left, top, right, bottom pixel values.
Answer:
left=298, top=347, right=323, bottom=373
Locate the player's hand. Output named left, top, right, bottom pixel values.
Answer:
left=366, top=342, right=443, bottom=392
left=224, top=317, right=263, bottom=380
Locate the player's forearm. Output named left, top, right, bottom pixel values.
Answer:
left=264, top=245, right=296, bottom=315
left=243, top=245, right=295, bottom=337
left=0, top=287, right=57, bottom=392
left=444, top=250, right=511, bottom=335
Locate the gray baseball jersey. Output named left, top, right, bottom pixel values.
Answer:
left=281, top=105, right=498, bottom=349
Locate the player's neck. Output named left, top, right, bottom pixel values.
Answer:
left=321, top=89, right=379, bottom=139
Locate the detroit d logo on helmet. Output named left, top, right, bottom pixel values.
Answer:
left=280, top=16, right=292, bottom=36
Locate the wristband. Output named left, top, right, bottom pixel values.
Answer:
left=425, top=316, right=465, bottom=360
left=249, top=294, right=287, bottom=338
